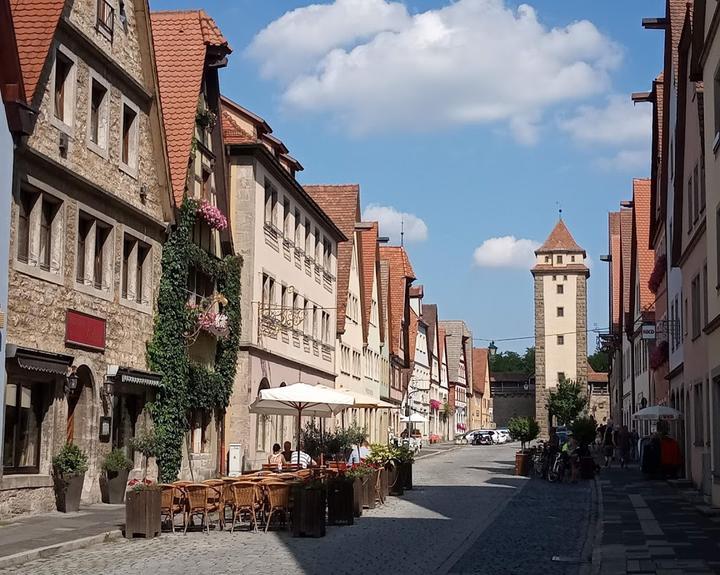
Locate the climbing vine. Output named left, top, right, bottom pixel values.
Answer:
left=147, top=198, right=242, bottom=482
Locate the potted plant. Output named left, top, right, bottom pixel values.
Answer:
left=571, top=416, right=598, bottom=479
left=129, top=428, right=157, bottom=480
left=326, top=472, right=354, bottom=526
left=508, top=416, right=539, bottom=476
left=52, top=443, right=88, bottom=512
left=347, top=462, right=377, bottom=509
left=291, top=479, right=326, bottom=538
left=101, top=448, right=133, bottom=504
left=366, top=444, right=395, bottom=498
left=393, top=445, right=415, bottom=490
left=125, top=479, right=161, bottom=538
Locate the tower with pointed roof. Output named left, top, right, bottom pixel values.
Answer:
left=532, top=219, right=590, bottom=436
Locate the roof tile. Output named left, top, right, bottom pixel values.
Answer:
left=358, top=222, right=380, bottom=343
left=632, top=178, right=655, bottom=312
left=535, top=219, right=585, bottom=254
left=472, top=348, right=489, bottom=395
left=379, top=246, right=415, bottom=355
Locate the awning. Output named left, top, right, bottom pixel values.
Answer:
left=6, top=344, right=73, bottom=375
left=337, top=388, right=398, bottom=409
left=107, top=366, right=163, bottom=388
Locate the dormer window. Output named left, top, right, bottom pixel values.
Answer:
left=545, top=256, right=551, bottom=263
left=571, top=255, right=576, bottom=262
left=96, top=0, right=115, bottom=40
left=556, top=255, right=563, bottom=264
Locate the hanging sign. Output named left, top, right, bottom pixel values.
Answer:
left=641, top=322, right=656, bottom=340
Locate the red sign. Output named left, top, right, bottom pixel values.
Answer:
left=65, top=310, right=106, bottom=351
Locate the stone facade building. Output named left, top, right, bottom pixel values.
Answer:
left=532, top=220, right=589, bottom=437
left=2, top=0, right=172, bottom=517
left=470, top=348, right=493, bottom=430
left=439, top=320, right=472, bottom=437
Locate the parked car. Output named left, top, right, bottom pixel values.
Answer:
left=472, top=431, right=493, bottom=445
left=463, top=429, right=483, bottom=443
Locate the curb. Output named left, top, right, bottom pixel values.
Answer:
left=580, top=475, right=604, bottom=575
left=0, top=529, right=123, bottom=570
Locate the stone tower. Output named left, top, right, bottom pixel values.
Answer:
left=532, top=220, right=589, bottom=437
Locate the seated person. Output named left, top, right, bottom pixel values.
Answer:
left=290, top=443, right=317, bottom=469
left=268, top=443, right=287, bottom=470
left=347, top=440, right=371, bottom=465
left=282, top=441, right=293, bottom=463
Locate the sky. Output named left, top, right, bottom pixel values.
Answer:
left=151, top=0, right=665, bottom=353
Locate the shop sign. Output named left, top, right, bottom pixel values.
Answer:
left=641, top=323, right=656, bottom=340
left=65, top=310, right=106, bottom=351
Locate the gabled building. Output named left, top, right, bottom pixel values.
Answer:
left=422, top=303, right=445, bottom=438
left=439, top=320, right=472, bottom=437
left=619, top=208, right=634, bottom=426
left=2, top=0, right=173, bottom=516
left=409, top=287, right=430, bottom=436
left=222, top=104, right=344, bottom=471
left=607, top=211, right=623, bottom=425
left=471, top=348, right=493, bottom=430
left=438, top=325, right=450, bottom=439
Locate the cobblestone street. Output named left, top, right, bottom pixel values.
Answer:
left=0, top=444, right=593, bottom=575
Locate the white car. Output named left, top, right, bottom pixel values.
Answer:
left=476, top=429, right=505, bottom=444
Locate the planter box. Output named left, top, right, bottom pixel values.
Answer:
left=352, top=477, right=363, bottom=517
left=397, top=461, right=413, bottom=490
left=54, top=473, right=85, bottom=513
left=327, top=478, right=354, bottom=526
left=125, top=489, right=161, bottom=538
left=380, top=468, right=389, bottom=499
left=387, top=463, right=404, bottom=496
left=515, top=451, right=530, bottom=476
left=362, top=475, right=376, bottom=509
left=101, top=470, right=129, bottom=504
left=291, top=485, right=326, bottom=538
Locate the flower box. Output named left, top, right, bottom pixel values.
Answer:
left=362, top=474, right=376, bottom=509
left=291, top=484, right=326, bottom=538
left=397, top=461, right=413, bottom=490
left=352, top=477, right=363, bottom=517
left=326, top=477, right=354, bottom=526
left=125, top=488, right=161, bottom=538
left=54, top=473, right=85, bottom=513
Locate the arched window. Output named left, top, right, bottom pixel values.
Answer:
left=280, top=382, right=286, bottom=387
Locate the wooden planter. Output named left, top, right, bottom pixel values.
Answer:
left=291, top=485, right=326, bottom=538
left=101, top=470, right=129, bottom=504
left=515, top=451, right=530, bottom=476
left=397, top=461, right=413, bottom=490
left=387, top=462, right=404, bottom=496
left=326, top=478, right=354, bottom=526
left=352, top=477, right=363, bottom=517
left=361, top=475, right=376, bottom=509
left=125, top=489, right=161, bottom=538
left=380, top=467, right=389, bottom=499
left=54, top=473, right=85, bottom=513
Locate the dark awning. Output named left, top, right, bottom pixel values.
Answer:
left=111, top=367, right=163, bottom=388
left=6, top=344, right=73, bottom=375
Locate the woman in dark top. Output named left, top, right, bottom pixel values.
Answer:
left=603, top=423, right=615, bottom=467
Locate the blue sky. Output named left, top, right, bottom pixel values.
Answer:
left=152, top=0, right=664, bottom=353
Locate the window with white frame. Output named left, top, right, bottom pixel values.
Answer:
left=294, top=209, right=302, bottom=246
left=283, top=198, right=291, bottom=238
left=16, top=188, right=63, bottom=275
left=323, top=238, right=331, bottom=271
left=187, top=266, right=213, bottom=305
left=261, top=274, right=275, bottom=316
left=315, top=228, right=322, bottom=262
left=312, top=305, right=319, bottom=339
left=304, top=219, right=312, bottom=255
left=304, top=301, right=312, bottom=334
left=121, top=234, right=151, bottom=305
left=52, top=46, right=76, bottom=129
left=76, top=211, right=113, bottom=291
left=87, top=74, right=109, bottom=154
left=264, top=180, right=277, bottom=226
left=120, top=99, right=139, bottom=173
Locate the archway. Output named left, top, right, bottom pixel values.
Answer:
left=255, top=378, right=271, bottom=453
left=67, top=365, right=95, bottom=453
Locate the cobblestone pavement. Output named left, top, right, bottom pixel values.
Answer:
left=0, top=444, right=593, bottom=575
left=597, top=464, right=720, bottom=575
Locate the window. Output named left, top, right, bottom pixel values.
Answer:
left=312, top=305, right=319, bottom=339
left=88, top=76, right=108, bottom=152
left=703, top=264, right=708, bottom=326
left=692, top=274, right=701, bottom=339
left=201, top=168, right=212, bottom=200
left=16, top=190, right=63, bottom=275
left=121, top=236, right=151, bottom=304
left=556, top=255, right=563, bottom=264
left=371, top=299, right=378, bottom=326
left=304, top=219, right=312, bottom=255
left=191, top=409, right=210, bottom=454
left=545, top=256, right=551, bottom=263
left=96, top=0, right=115, bottom=39
left=700, top=157, right=706, bottom=213
left=120, top=101, right=139, bottom=172
left=693, top=163, right=700, bottom=223
left=694, top=383, right=704, bottom=444
left=683, top=297, right=688, bottom=338
left=557, top=372, right=565, bottom=383
left=715, top=67, right=720, bottom=145
left=280, top=285, right=288, bottom=324
left=76, top=212, right=113, bottom=291
left=53, top=48, right=75, bottom=127
left=557, top=335, right=564, bottom=345
left=557, top=307, right=564, bottom=317
left=283, top=198, right=291, bottom=237
left=3, top=380, right=43, bottom=473
left=557, top=284, right=564, bottom=294
left=563, top=275, right=567, bottom=281
left=188, top=266, right=213, bottom=306
left=323, top=238, right=332, bottom=270
left=315, top=228, right=322, bottom=262
left=304, top=301, right=312, bottom=334
left=571, top=255, right=576, bottom=262
left=261, top=274, right=275, bottom=315
left=717, top=208, right=720, bottom=286
left=294, top=209, right=302, bottom=246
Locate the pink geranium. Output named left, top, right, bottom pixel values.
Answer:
left=197, top=200, right=228, bottom=231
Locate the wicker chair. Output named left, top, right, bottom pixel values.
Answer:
left=159, top=484, right=185, bottom=533
left=264, top=483, right=291, bottom=533
left=183, top=483, right=222, bottom=534
left=230, top=482, right=260, bottom=533
left=203, top=479, right=225, bottom=529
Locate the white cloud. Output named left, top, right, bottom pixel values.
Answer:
left=595, top=149, right=648, bottom=172
left=558, top=94, right=651, bottom=146
left=473, top=236, right=540, bottom=269
left=247, top=0, right=621, bottom=142
left=362, top=204, right=428, bottom=243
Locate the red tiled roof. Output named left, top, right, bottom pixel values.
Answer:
left=669, top=0, right=692, bottom=80
left=619, top=208, right=633, bottom=317
left=632, top=178, right=655, bottom=313
left=151, top=10, right=230, bottom=206
left=609, top=212, right=622, bottom=331
left=357, top=222, right=380, bottom=344
left=587, top=363, right=608, bottom=383
left=408, top=308, right=419, bottom=364
left=472, top=348, right=488, bottom=395
left=221, top=110, right=256, bottom=145
left=10, top=0, right=64, bottom=105
left=535, top=219, right=585, bottom=255
left=380, top=246, right=415, bottom=355
left=304, top=185, right=360, bottom=336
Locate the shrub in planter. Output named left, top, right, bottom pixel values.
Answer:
left=347, top=462, right=377, bottom=509
left=101, top=448, right=133, bottom=504
left=52, top=443, right=88, bottom=513
left=507, top=416, right=539, bottom=476
left=393, top=445, right=415, bottom=490
left=129, top=428, right=157, bottom=480
left=291, top=481, right=326, bottom=538
left=571, top=416, right=598, bottom=479
left=125, top=480, right=161, bottom=538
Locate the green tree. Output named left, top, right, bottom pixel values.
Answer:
left=489, top=347, right=535, bottom=376
left=588, top=350, right=609, bottom=373
left=547, top=378, right=587, bottom=425
left=523, top=347, right=535, bottom=376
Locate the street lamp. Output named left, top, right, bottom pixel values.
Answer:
left=64, top=367, right=79, bottom=395
left=488, top=341, right=498, bottom=356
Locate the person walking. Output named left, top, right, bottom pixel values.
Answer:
left=603, top=422, right=615, bottom=467
left=616, top=425, right=631, bottom=468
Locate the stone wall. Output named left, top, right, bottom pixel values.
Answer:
left=576, top=275, right=588, bottom=384
left=534, top=275, right=549, bottom=438
left=492, top=393, right=536, bottom=428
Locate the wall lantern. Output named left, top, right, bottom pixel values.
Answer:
left=65, top=366, right=79, bottom=395
left=488, top=341, right=498, bottom=357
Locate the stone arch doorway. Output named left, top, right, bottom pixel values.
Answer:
left=67, top=365, right=96, bottom=452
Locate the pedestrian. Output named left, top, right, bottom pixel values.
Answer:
left=562, top=434, right=580, bottom=483
left=602, top=422, right=615, bottom=467
left=348, top=439, right=371, bottom=465
left=267, top=443, right=287, bottom=470
left=616, top=425, right=631, bottom=468
left=545, top=427, right=560, bottom=479
left=597, top=420, right=607, bottom=447
left=282, top=440, right=293, bottom=463
left=630, top=428, right=639, bottom=462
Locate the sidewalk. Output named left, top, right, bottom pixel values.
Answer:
left=0, top=504, right=125, bottom=569
left=595, top=464, right=720, bottom=574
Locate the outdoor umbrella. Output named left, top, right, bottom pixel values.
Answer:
left=248, top=383, right=355, bottom=453
left=631, top=405, right=683, bottom=421
left=400, top=413, right=429, bottom=423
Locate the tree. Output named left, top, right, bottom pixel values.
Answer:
left=547, top=378, right=587, bottom=426
left=507, top=416, right=540, bottom=452
left=588, top=350, right=609, bottom=373
left=489, top=346, right=535, bottom=376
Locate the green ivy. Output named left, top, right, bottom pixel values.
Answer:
left=147, top=198, right=242, bottom=482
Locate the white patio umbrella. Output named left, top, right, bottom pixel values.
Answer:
left=632, top=405, right=683, bottom=421
left=248, top=383, right=355, bottom=453
left=400, top=413, right=428, bottom=423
